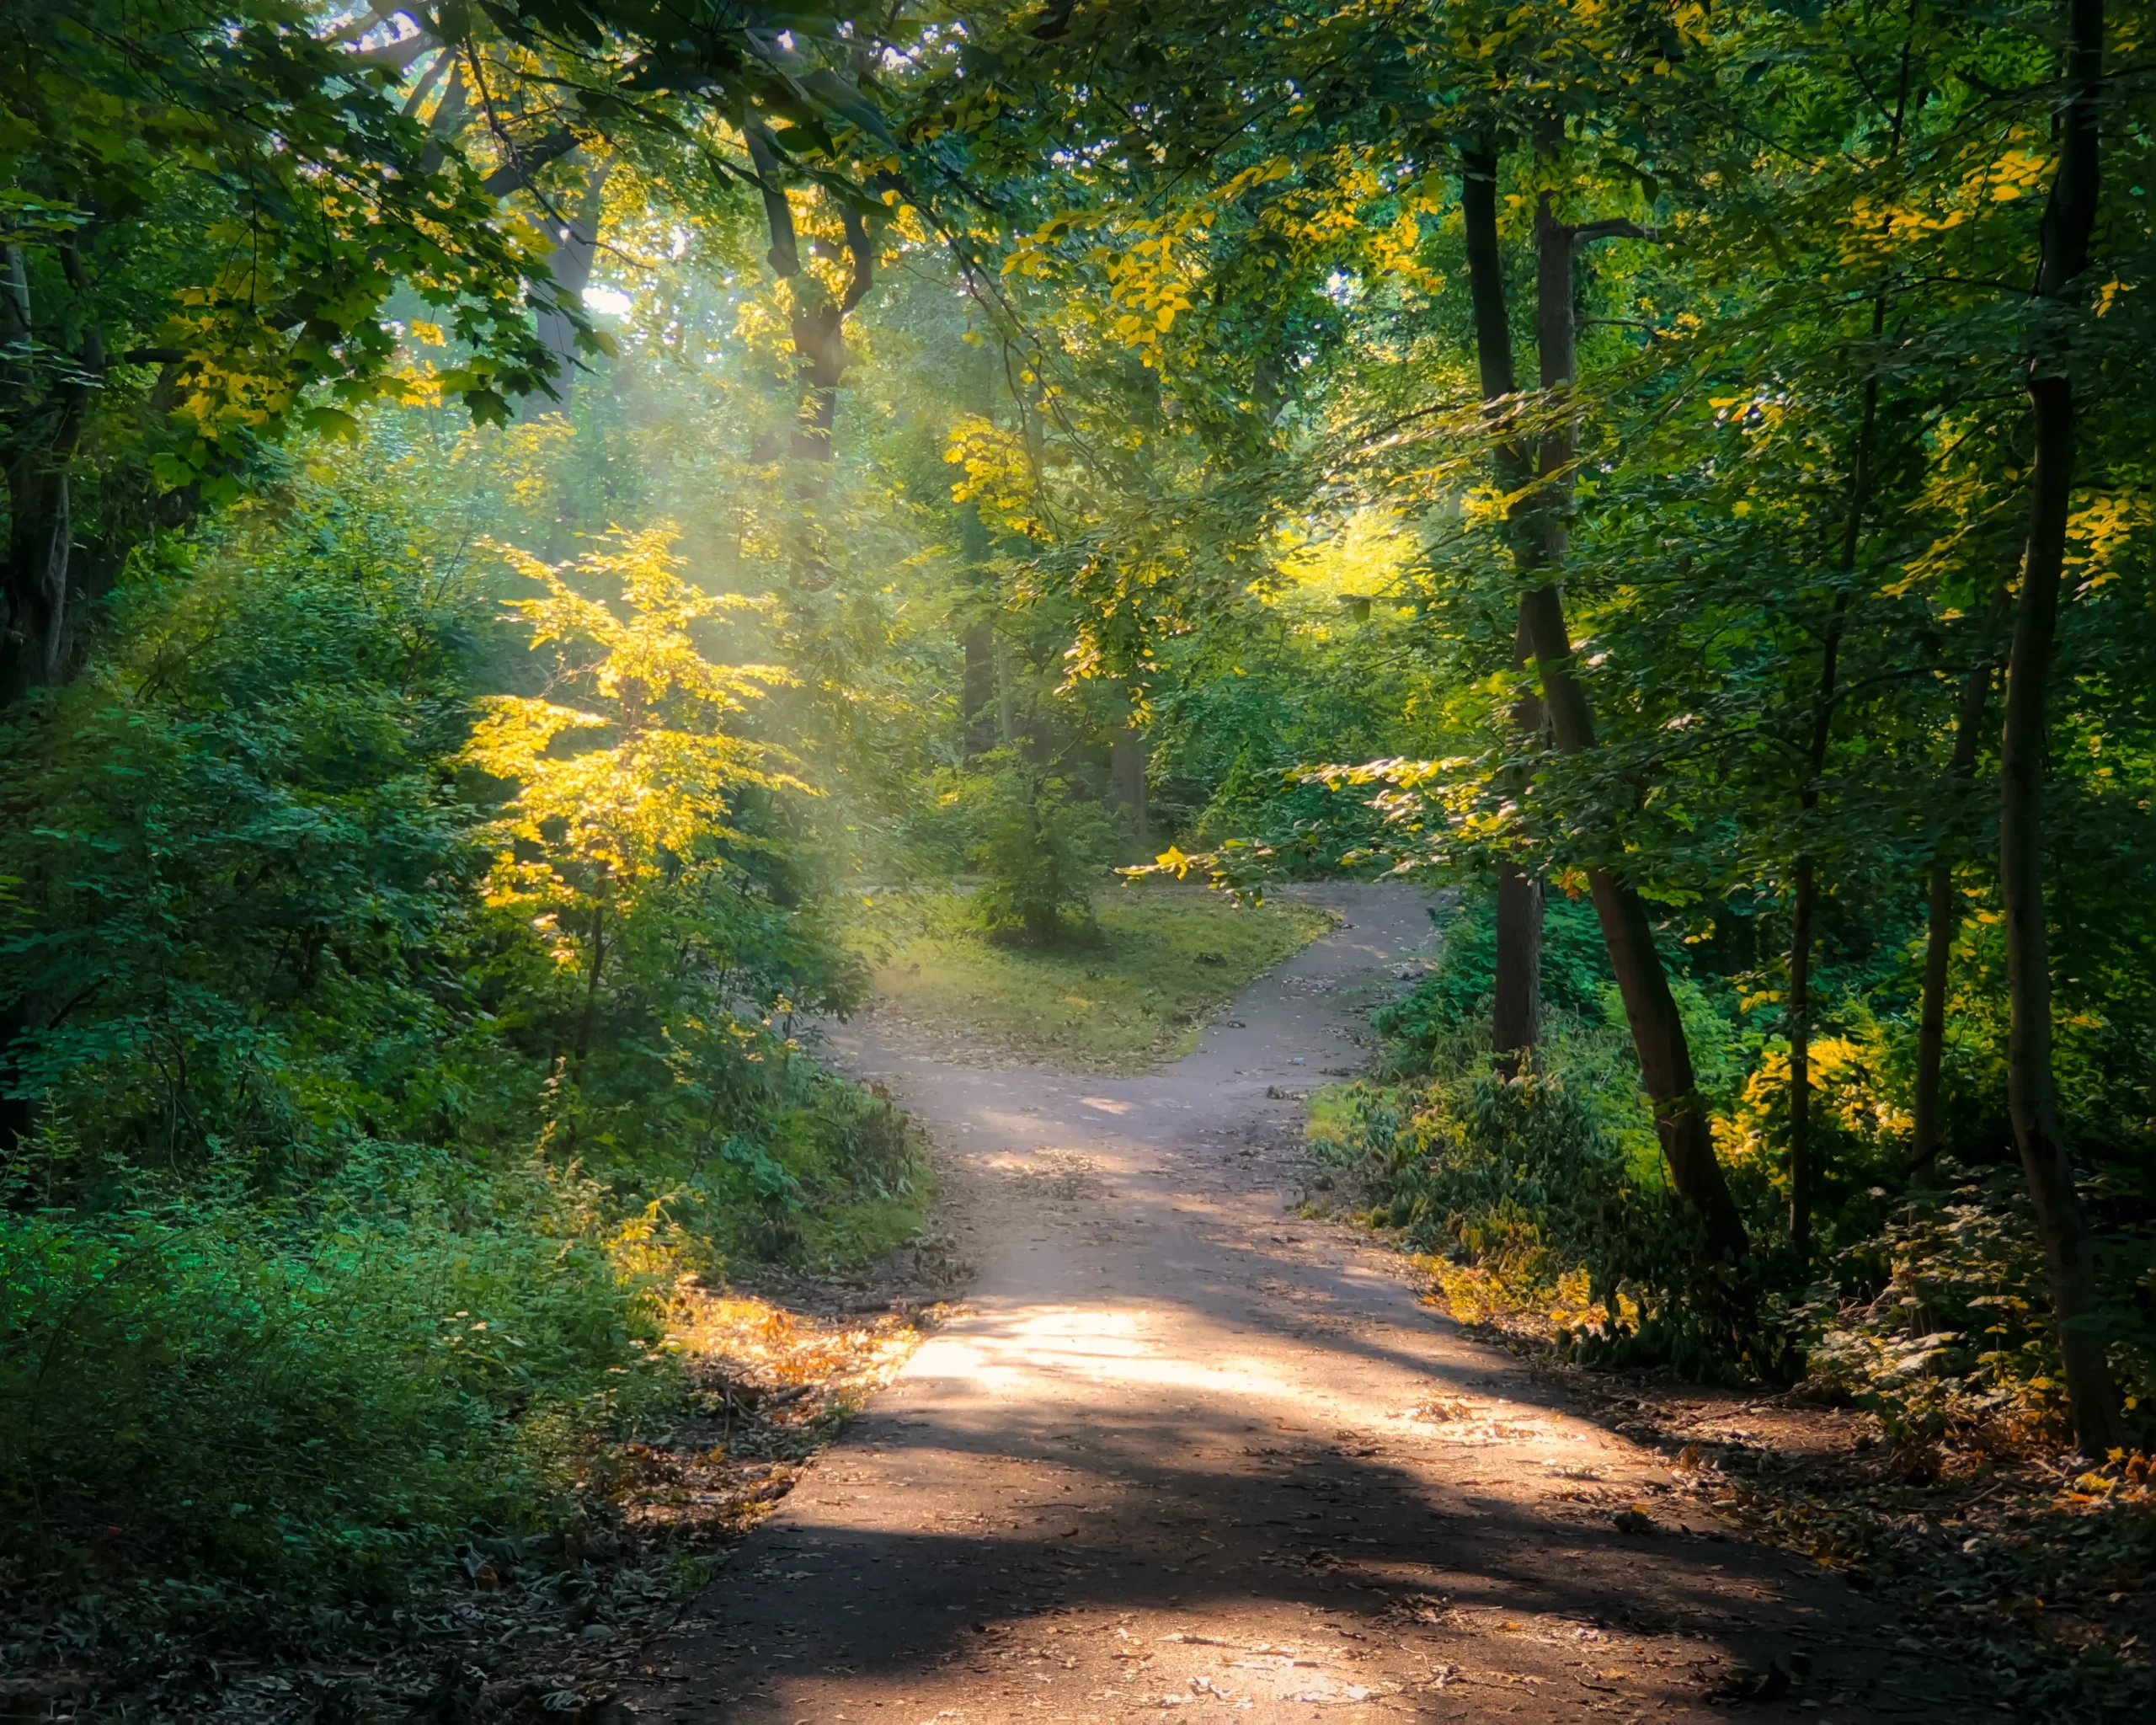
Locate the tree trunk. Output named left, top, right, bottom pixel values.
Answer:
left=1460, top=136, right=1545, bottom=1072
left=1492, top=861, right=1544, bottom=1067
left=1518, top=153, right=1747, bottom=1259
left=3, top=460, right=73, bottom=707
left=1493, top=616, right=1545, bottom=1067
left=1785, top=850, right=1818, bottom=1258
left=1998, top=0, right=2120, bottom=1454
left=2, top=243, right=93, bottom=707
left=959, top=499, right=999, bottom=757
left=1112, top=725, right=1149, bottom=846
left=1790, top=514, right=1863, bottom=1263
left=1790, top=12, right=1914, bottom=1255
left=784, top=206, right=875, bottom=483
left=529, top=158, right=612, bottom=409
left=962, top=617, right=998, bottom=758
left=1911, top=617, right=1999, bottom=1178
left=573, top=878, right=608, bottom=1066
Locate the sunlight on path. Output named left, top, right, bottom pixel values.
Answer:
left=626, top=884, right=1995, bottom=1725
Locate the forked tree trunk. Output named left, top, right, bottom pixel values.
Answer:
left=1460, top=136, right=1545, bottom=1073
left=1998, top=0, right=2120, bottom=1454
left=744, top=113, right=877, bottom=501
left=1523, top=150, right=1748, bottom=1261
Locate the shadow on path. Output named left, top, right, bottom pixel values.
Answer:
left=627, top=885, right=1992, bottom=1724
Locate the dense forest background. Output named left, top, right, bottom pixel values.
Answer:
left=3, top=0, right=2153, bottom=1711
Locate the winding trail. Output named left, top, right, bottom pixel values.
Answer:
left=627, top=884, right=1987, bottom=1723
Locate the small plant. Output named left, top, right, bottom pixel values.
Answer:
left=967, top=756, right=1118, bottom=948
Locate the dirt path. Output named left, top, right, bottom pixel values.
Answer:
left=624, top=884, right=1994, bottom=1724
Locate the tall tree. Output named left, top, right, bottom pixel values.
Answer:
left=1518, top=126, right=1749, bottom=1263
left=1459, top=136, right=1545, bottom=1075
left=1995, top=0, right=2121, bottom=1453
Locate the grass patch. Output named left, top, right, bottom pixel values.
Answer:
left=859, top=884, right=1337, bottom=1072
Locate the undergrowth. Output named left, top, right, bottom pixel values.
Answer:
left=0, top=467, right=930, bottom=1672
left=1310, top=890, right=2156, bottom=1439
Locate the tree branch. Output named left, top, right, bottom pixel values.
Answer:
left=1572, top=218, right=1658, bottom=245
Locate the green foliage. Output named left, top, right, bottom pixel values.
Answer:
left=0, top=458, right=921, bottom=1653
left=0, top=1158, right=672, bottom=1643
left=1327, top=892, right=2156, bottom=1426
left=963, top=756, right=1121, bottom=947
left=1323, top=906, right=1792, bottom=1383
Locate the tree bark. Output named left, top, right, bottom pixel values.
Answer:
left=1790, top=483, right=1865, bottom=1264
left=573, top=875, right=609, bottom=1066
left=1112, top=725, right=1149, bottom=846
left=2, top=243, right=94, bottom=707
left=1911, top=608, right=1999, bottom=1178
left=528, top=158, right=612, bottom=409
left=1789, top=8, right=1915, bottom=1262
left=1460, top=136, right=1545, bottom=1073
left=962, top=617, right=998, bottom=758
left=1518, top=148, right=1747, bottom=1259
left=1492, top=611, right=1545, bottom=1067
left=1998, top=0, right=2120, bottom=1454
left=783, top=206, right=875, bottom=480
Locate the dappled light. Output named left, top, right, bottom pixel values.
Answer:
left=3, top=2, right=2152, bottom=1719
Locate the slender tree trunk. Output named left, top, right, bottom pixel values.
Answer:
left=959, top=499, right=999, bottom=757
left=1518, top=151, right=1747, bottom=1259
left=1460, top=136, right=1545, bottom=1073
left=1911, top=615, right=1999, bottom=1178
left=1112, top=725, right=1149, bottom=846
left=1789, top=15, right=1914, bottom=1260
left=1786, top=846, right=1821, bottom=1258
left=962, top=617, right=997, bottom=758
left=2, top=243, right=93, bottom=707
left=1999, top=0, right=2120, bottom=1454
left=573, top=877, right=608, bottom=1066
left=1493, top=615, right=1545, bottom=1066
left=1790, top=419, right=1866, bottom=1263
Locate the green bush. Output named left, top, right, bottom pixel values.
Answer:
left=0, top=469, right=925, bottom=1655
left=1326, top=892, right=1796, bottom=1381
left=963, top=756, right=1119, bottom=947
left=0, top=1156, right=672, bottom=1644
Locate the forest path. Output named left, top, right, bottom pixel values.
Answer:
left=626, top=884, right=1988, bottom=1724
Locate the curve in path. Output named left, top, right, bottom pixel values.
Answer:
left=628, top=884, right=1987, bottom=1724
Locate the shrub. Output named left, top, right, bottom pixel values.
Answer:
left=0, top=470, right=927, bottom=1658
left=0, top=1155, right=674, bottom=1648
left=966, top=756, right=1118, bottom=947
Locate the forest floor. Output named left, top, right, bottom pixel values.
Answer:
left=134, top=881, right=2148, bottom=1724
left=855, top=884, right=1338, bottom=1073
left=607, top=883, right=1998, bottom=1724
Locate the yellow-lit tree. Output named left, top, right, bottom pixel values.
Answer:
left=466, top=525, right=804, bottom=1065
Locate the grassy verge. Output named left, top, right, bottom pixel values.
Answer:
left=857, top=883, right=1337, bottom=1073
